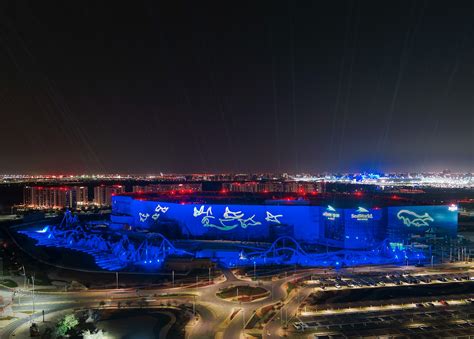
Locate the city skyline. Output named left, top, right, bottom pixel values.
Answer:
left=0, top=1, right=473, bottom=173
left=1, top=2, right=474, bottom=339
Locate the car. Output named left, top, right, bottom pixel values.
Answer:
left=293, top=322, right=308, bottom=330
left=416, top=303, right=425, bottom=308
left=415, top=263, right=425, bottom=267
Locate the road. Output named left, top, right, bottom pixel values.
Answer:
left=0, top=263, right=472, bottom=338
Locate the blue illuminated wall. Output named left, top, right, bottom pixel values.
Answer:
left=320, top=205, right=345, bottom=247
left=111, top=196, right=458, bottom=249
left=111, top=196, right=323, bottom=243
left=344, top=207, right=384, bottom=249
left=387, top=205, right=458, bottom=243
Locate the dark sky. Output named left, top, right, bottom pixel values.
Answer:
left=0, top=1, right=473, bottom=174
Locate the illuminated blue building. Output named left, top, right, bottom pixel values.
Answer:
left=17, top=193, right=458, bottom=272
left=110, top=193, right=458, bottom=250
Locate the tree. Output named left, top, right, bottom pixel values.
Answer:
left=56, top=314, right=79, bottom=337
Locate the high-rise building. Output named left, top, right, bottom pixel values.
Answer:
left=132, top=183, right=202, bottom=193
left=93, top=185, right=125, bottom=206
left=75, top=186, right=89, bottom=206
left=23, top=186, right=77, bottom=209
left=221, top=181, right=321, bottom=194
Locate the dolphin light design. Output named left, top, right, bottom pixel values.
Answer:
left=397, top=210, right=434, bottom=227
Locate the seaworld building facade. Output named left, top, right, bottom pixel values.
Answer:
left=18, top=192, right=459, bottom=271
left=110, top=192, right=458, bottom=251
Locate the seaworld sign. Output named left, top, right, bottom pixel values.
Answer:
left=322, top=205, right=340, bottom=221
left=350, top=207, right=374, bottom=221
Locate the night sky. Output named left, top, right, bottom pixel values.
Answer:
left=0, top=1, right=473, bottom=174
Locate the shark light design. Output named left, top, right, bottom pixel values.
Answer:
left=193, top=205, right=212, bottom=217
left=265, top=211, right=283, bottom=224
left=193, top=205, right=262, bottom=231
left=397, top=210, right=434, bottom=227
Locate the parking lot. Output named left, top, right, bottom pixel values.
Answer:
left=292, top=302, right=474, bottom=337
left=304, top=271, right=472, bottom=290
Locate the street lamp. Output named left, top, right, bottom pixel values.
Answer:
left=31, top=274, right=35, bottom=313
left=20, top=266, right=26, bottom=289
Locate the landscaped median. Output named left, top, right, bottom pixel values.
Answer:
left=245, top=302, right=283, bottom=331
left=216, top=285, right=270, bottom=302
left=244, top=279, right=304, bottom=335
left=0, top=279, right=18, bottom=288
